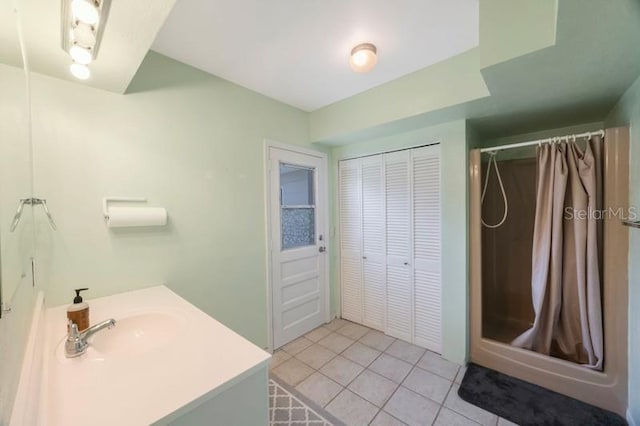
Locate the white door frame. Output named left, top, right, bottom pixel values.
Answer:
left=264, top=139, right=330, bottom=352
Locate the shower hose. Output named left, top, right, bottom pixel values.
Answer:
left=481, top=152, right=508, bottom=228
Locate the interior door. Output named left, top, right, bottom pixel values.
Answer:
left=361, top=155, right=386, bottom=331
left=412, top=145, right=442, bottom=353
left=384, top=150, right=413, bottom=342
left=269, top=146, right=328, bottom=349
left=339, top=159, right=363, bottom=323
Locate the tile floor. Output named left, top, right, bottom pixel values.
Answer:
left=271, top=319, right=518, bottom=426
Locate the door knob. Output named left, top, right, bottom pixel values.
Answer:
left=319, top=246, right=326, bottom=253
left=404, top=262, right=409, bottom=266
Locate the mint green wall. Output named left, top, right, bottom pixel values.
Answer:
left=479, top=0, right=557, bottom=68
left=329, top=120, right=468, bottom=364
left=605, top=74, right=640, bottom=424
left=21, top=52, right=318, bottom=349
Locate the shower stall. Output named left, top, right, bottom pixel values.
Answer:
left=469, top=127, right=630, bottom=416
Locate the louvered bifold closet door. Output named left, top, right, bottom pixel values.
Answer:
left=339, top=159, right=363, bottom=323
left=412, top=145, right=442, bottom=353
left=361, top=155, right=386, bottom=331
left=384, top=150, right=412, bottom=341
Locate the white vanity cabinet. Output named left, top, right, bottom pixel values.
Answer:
left=23, top=286, right=270, bottom=426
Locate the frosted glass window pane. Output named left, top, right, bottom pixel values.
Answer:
left=281, top=208, right=315, bottom=250
left=280, top=163, right=315, bottom=250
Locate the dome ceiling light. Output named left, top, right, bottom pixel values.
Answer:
left=349, top=43, right=377, bottom=73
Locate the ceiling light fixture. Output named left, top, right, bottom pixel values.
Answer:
left=69, top=45, right=92, bottom=65
left=61, top=0, right=111, bottom=80
left=70, top=63, right=91, bottom=80
left=349, top=43, right=377, bottom=73
left=71, top=0, right=100, bottom=25
left=72, top=23, right=96, bottom=47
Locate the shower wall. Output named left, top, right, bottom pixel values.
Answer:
left=481, top=157, right=536, bottom=343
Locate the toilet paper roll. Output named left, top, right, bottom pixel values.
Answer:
left=106, top=207, right=167, bottom=228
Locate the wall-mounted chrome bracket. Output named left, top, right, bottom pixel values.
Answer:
left=10, top=197, right=57, bottom=232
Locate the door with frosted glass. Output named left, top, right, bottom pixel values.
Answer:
left=269, top=147, right=328, bottom=349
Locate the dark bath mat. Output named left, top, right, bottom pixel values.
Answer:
left=458, top=363, right=627, bottom=426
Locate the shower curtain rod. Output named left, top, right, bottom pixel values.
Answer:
left=480, top=129, right=605, bottom=153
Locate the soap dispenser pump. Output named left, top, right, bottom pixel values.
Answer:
left=67, top=288, right=90, bottom=331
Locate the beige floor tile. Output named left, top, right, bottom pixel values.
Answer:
left=269, top=350, right=292, bottom=370
left=319, top=355, right=364, bottom=386
left=359, top=330, right=396, bottom=351
left=368, top=353, right=413, bottom=383
left=342, top=341, right=381, bottom=367
left=305, top=326, right=332, bottom=342
left=324, top=318, right=349, bottom=331
left=383, top=387, right=440, bottom=426
left=348, top=369, right=398, bottom=407
left=282, top=336, right=314, bottom=355
left=435, top=407, right=482, bottom=426
left=336, top=321, right=370, bottom=340
left=402, top=366, right=452, bottom=404
left=317, top=332, right=354, bottom=353
left=295, top=344, right=336, bottom=369
left=498, top=417, right=519, bottom=426
left=295, top=372, right=343, bottom=407
left=325, top=389, right=379, bottom=425
left=272, top=357, right=314, bottom=387
left=370, top=411, right=407, bottom=426
left=444, top=383, right=498, bottom=426
left=417, top=351, right=460, bottom=380
left=455, top=364, right=468, bottom=384
left=385, top=340, right=426, bottom=364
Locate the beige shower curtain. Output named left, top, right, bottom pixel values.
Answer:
left=511, top=136, right=604, bottom=370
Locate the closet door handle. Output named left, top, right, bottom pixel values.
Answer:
left=404, top=262, right=410, bottom=266
left=362, top=256, right=367, bottom=260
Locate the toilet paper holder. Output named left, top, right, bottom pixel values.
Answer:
left=102, top=197, right=147, bottom=221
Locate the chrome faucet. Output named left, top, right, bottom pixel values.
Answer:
left=65, top=318, right=116, bottom=358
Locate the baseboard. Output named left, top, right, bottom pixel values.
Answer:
left=628, top=409, right=638, bottom=426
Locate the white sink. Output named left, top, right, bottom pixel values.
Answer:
left=56, top=308, right=187, bottom=362
left=42, top=286, right=271, bottom=426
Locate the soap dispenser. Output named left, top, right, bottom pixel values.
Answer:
left=67, top=288, right=90, bottom=331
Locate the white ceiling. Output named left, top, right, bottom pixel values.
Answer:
left=152, top=0, right=479, bottom=111
left=0, top=1, right=23, bottom=68
left=0, top=0, right=176, bottom=93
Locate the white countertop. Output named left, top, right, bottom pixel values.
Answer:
left=39, top=286, right=271, bottom=425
